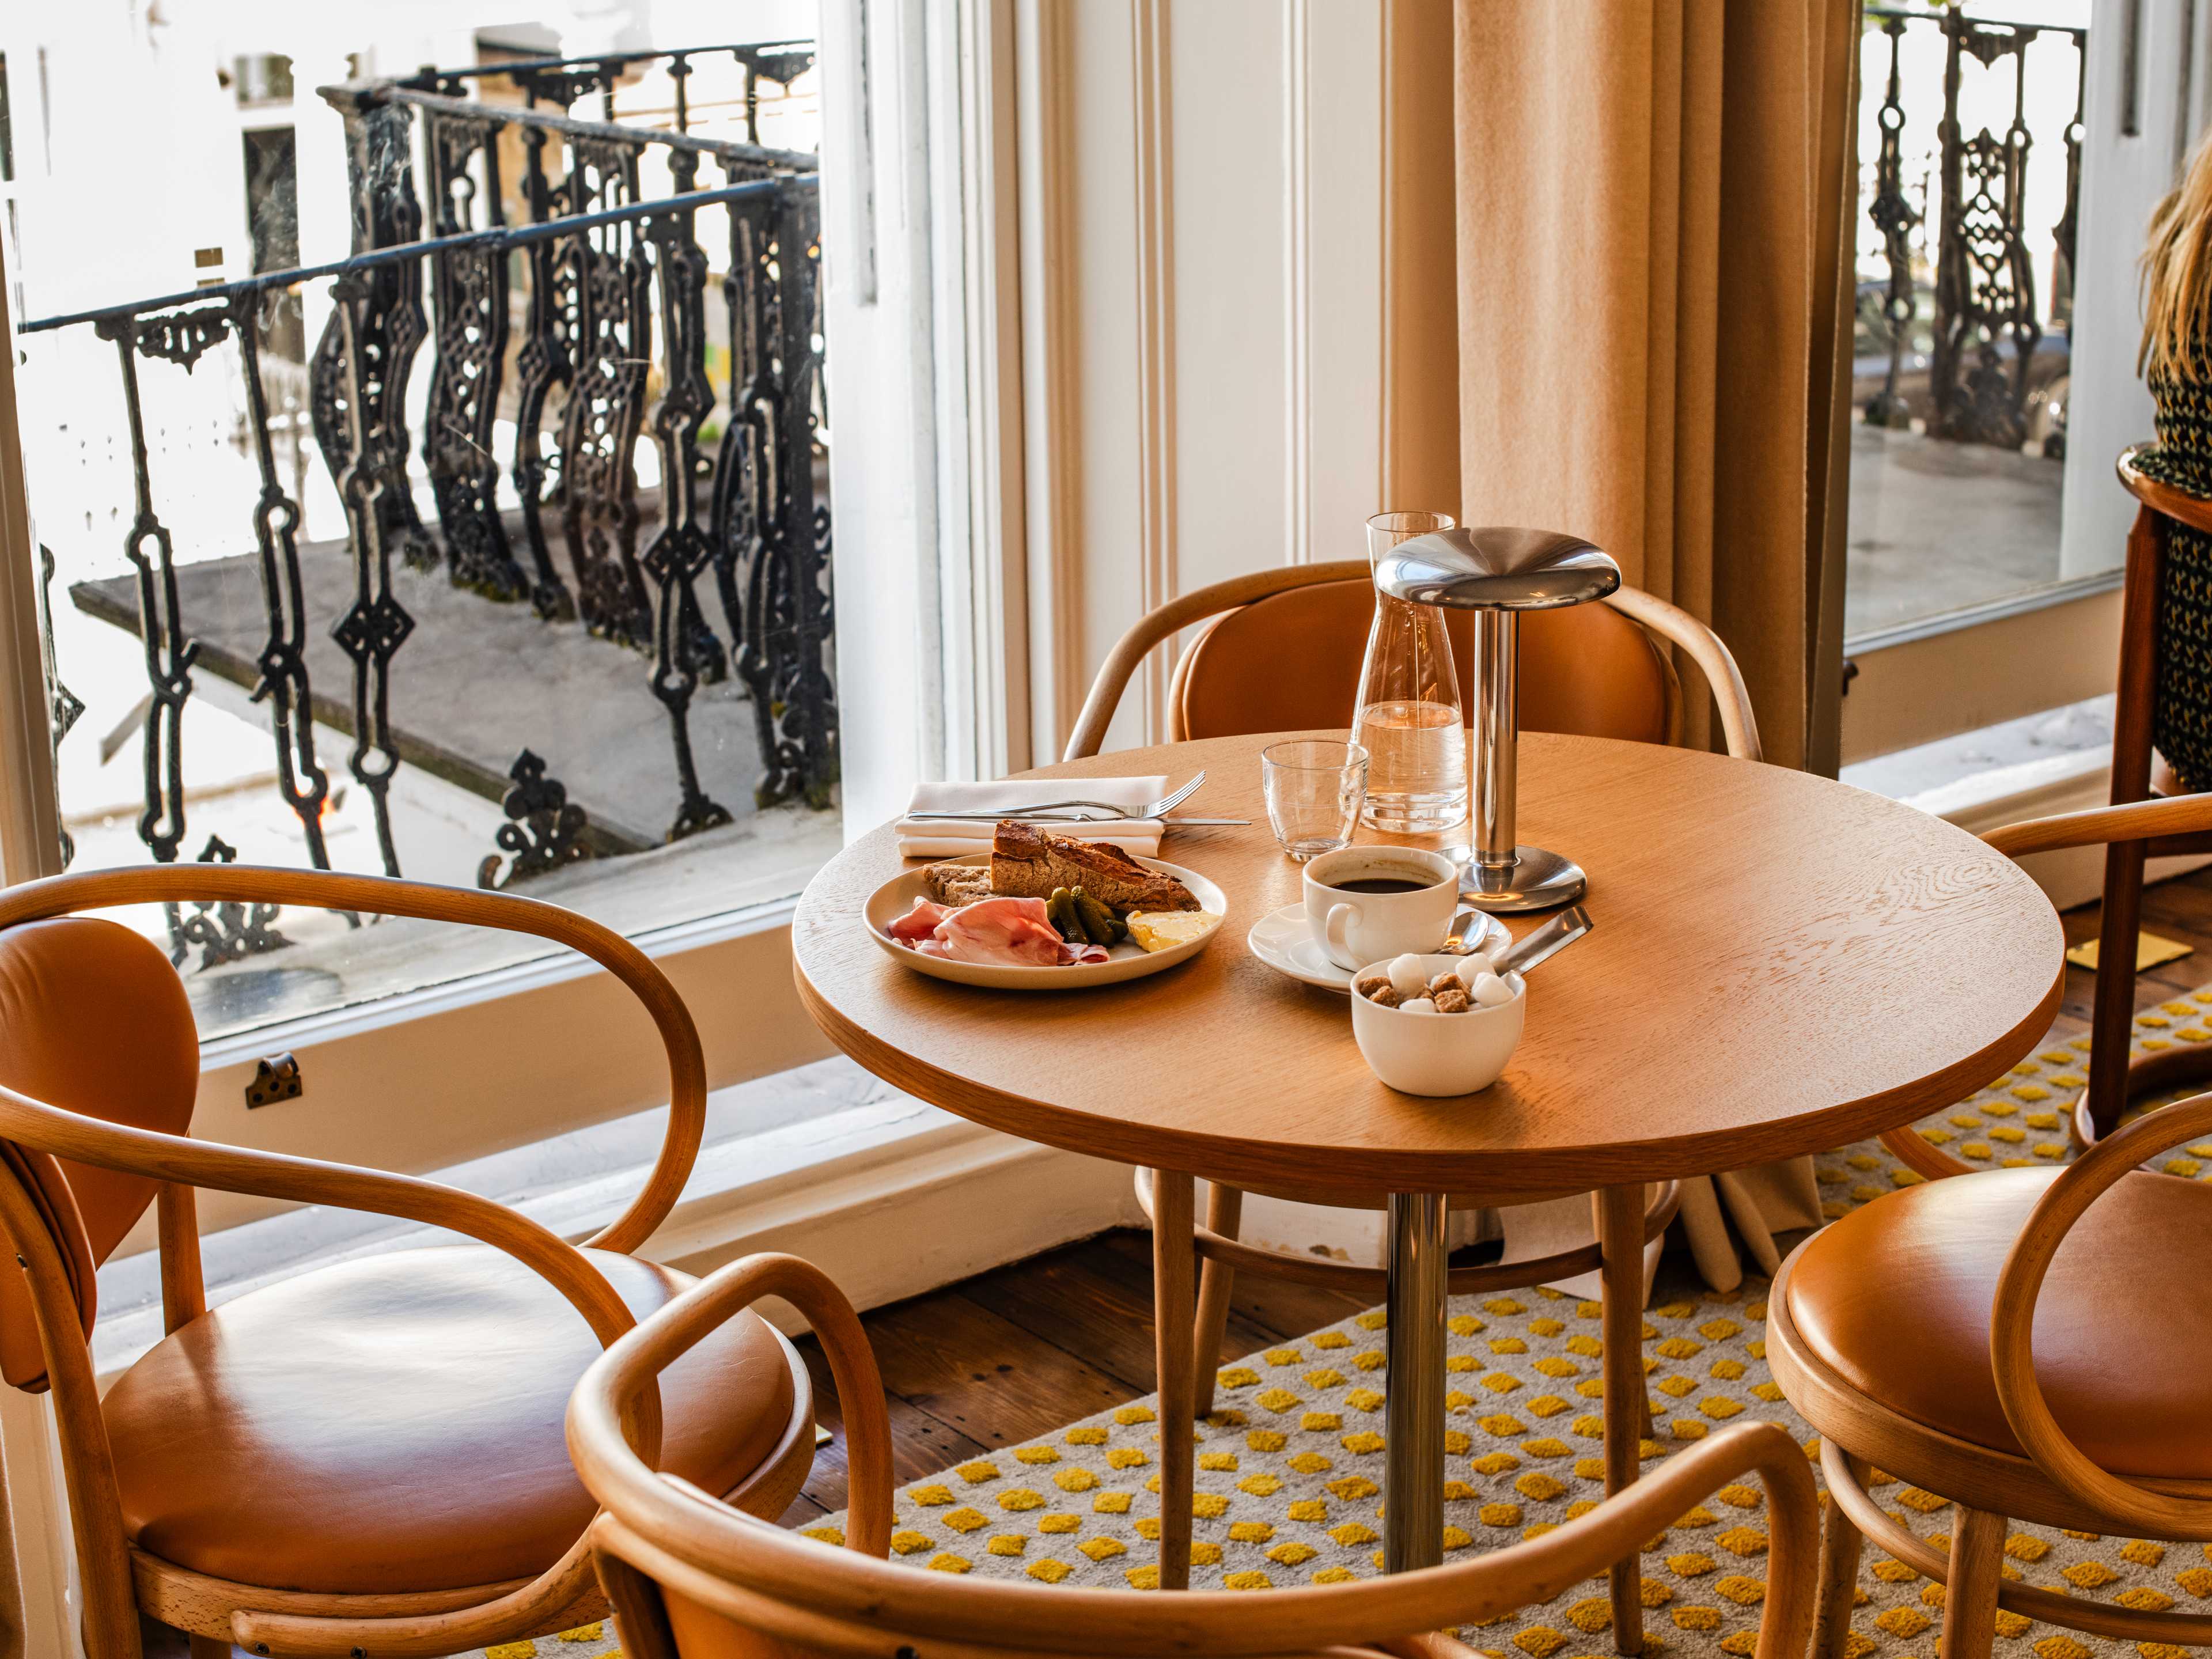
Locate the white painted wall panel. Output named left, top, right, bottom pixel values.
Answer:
left=1168, top=0, right=1290, bottom=596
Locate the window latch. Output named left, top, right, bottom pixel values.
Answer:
left=245, top=1052, right=302, bottom=1109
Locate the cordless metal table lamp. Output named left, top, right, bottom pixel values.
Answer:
left=1375, top=526, right=1621, bottom=911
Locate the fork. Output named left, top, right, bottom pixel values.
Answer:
left=904, top=772, right=1207, bottom=823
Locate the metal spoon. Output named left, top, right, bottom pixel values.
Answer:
left=1440, top=910, right=1491, bottom=955
left=1491, top=904, right=1592, bottom=977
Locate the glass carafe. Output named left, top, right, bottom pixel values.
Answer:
left=1353, top=510, right=1467, bottom=833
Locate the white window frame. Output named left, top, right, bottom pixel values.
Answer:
left=0, top=10, right=1050, bottom=1647
left=0, top=3, right=1029, bottom=1242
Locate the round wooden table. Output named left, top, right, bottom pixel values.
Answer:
left=793, top=730, right=2062, bottom=1626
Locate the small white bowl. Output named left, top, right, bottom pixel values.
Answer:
left=1349, top=955, right=1525, bottom=1097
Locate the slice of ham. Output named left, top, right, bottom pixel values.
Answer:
left=886, top=897, right=952, bottom=942
left=914, top=896, right=1069, bottom=967
left=889, top=893, right=1120, bottom=967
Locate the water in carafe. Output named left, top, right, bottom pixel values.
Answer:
left=1354, top=512, right=1467, bottom=834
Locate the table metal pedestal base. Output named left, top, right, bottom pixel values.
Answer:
left=1382, top=1192, right=1448, bottom=1573
left=1384, top=1184, right=1647, bottom=1656
left=1461, top=844, right=1587, bottom=912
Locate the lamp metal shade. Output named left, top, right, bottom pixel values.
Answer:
left=1375, top=527, right=1620, bottom=612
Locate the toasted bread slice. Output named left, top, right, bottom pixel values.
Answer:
left=921, top=862, right=995, bottom=907
left=990, top=821, right=1200, bottom=912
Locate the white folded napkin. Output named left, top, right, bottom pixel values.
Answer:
left=895, top=777, right=1168, bottom=859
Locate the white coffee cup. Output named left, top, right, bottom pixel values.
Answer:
left=1302, top=846, right=1459, bottom=972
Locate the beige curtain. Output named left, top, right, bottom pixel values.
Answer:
left=1456, top=0, right=1858, bottom=1290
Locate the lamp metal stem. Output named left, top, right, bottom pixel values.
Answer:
left=1474, top=610, right=1517, bottom=869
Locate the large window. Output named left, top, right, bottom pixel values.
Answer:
left=1846, top=1, right=2092, bottom=645
left=11, top=24, right=839, bottom=1041
left=1842, top=0, right=2207, bottom=767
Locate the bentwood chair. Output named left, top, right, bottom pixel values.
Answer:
left=2073, top=447, right=2212, bottom=1143
left=1772, top=790, right=2212, bottom=1659
left=1069, top=556, right=1759, bottom=1601
left=567, top=1249, right=1823, bottom=1659
left=0, top=865, right=815, bottom=1659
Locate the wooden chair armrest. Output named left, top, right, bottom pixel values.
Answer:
left=1991, top=1092, right=2212, bottom=1533
left=1982, top=793, right=2212, bottom=861
left=1601, top=585, right=1763, bottom=762
left=0, top=863, right=704, bottom=1252
left=578, top=1406, right=1812, bottom=1658
left=571, top=1251, right=893, bottom=1560
left=0, top=1081, right=646, bottom=1394
left=1062, top=560, right=1368, bottom=760
left=1880, top=1124, right=1978, bottom=1182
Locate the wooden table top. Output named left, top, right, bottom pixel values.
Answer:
left=792, top=731, right=2064, bottom=1196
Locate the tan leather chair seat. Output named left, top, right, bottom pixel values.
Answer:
left=103, top=1244, right=795, bottom=1594
left=1785, top=1166, right=2212, bottom=1478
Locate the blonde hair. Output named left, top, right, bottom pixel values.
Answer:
left=2141, top=127, right=2212, bottom=380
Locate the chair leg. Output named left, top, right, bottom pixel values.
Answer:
left=2085, top=839, right=2146, bottom=1140
left=1191, top=1184, right=1243, bottom=1419
left=2089, top=503, right=2164, bottom=1142
left=1152, top=1170, right=1197, bottom=1592
left=1596, top=1185, right=1646, bottom=1656
left=1812, top=1459, right=1868, bottom=1659
left=188, top=1635, right=234, bottom=1659
left=1938, top=1508, right=2006, bottom=1659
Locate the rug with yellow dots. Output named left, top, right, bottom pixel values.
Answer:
left=778, top=993, right=2212, bottom=1659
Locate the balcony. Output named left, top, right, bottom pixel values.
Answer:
left=1846, top=5, right=2088, bottom=646
left=18, top=43, right=840, bottom=1035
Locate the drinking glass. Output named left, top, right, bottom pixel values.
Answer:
left=1262, top=740, right=1369, bottom=861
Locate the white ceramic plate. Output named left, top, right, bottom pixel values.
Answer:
left=1245, top=902, right=1509, bottom=992
left=866, top=853, right=1228, bottom=990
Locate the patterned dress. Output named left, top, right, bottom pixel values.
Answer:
left=2137, top=354, right=2212, bottom=791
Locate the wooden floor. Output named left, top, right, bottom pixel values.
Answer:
left=142, top=870, right=2212, bottom=1652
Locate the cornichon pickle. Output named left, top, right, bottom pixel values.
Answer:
left=1062, top=887, right=1092, bottom=944
left=1072, top=889, right=1118, bottom=945
left=1046, top=888, right=1080, bottom=941
left=1067, top=887, right=1103, bottom=944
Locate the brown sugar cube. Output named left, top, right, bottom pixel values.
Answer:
left=1426, top=972, right=1461, bottom=997
left=1354, top=974, right=1392, bottom=999
left=1431, top=987, right=1472, bottom=1014
left=1366, top=984, right=1404, bottom=1008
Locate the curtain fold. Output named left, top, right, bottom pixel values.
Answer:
left=1453, top=0, right=1853, bottom=767
left=1456, top=0, right=1858, bottom=1290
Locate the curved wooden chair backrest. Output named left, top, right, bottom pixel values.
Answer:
left=0, top=916, right=199, bottom=1389
left=2118, top=444, right=2212, bottom=535
left=0, top=864, right=711, bottom=1659
left=1065, top=560, right=1763, bottom=764
left=569, top=1252, right=1822, bottom=1659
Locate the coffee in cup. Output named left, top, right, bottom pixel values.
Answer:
left=1302, top=846, right=1459, bottom=971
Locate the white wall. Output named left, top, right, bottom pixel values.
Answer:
left=2061, top=0, right=2212, bottom=578
left=1014, top=0, right=1448, bottom=763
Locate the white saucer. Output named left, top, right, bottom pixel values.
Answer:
left=1245, top=904, right=1510, bottom=992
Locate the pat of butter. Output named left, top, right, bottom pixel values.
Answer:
left=1127, top=910, right=1219, bottom=953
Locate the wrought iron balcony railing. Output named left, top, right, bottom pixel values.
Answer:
left=20, top=45, right=834, bottom=935
left=1860, top=7, right=2084, bottom=452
